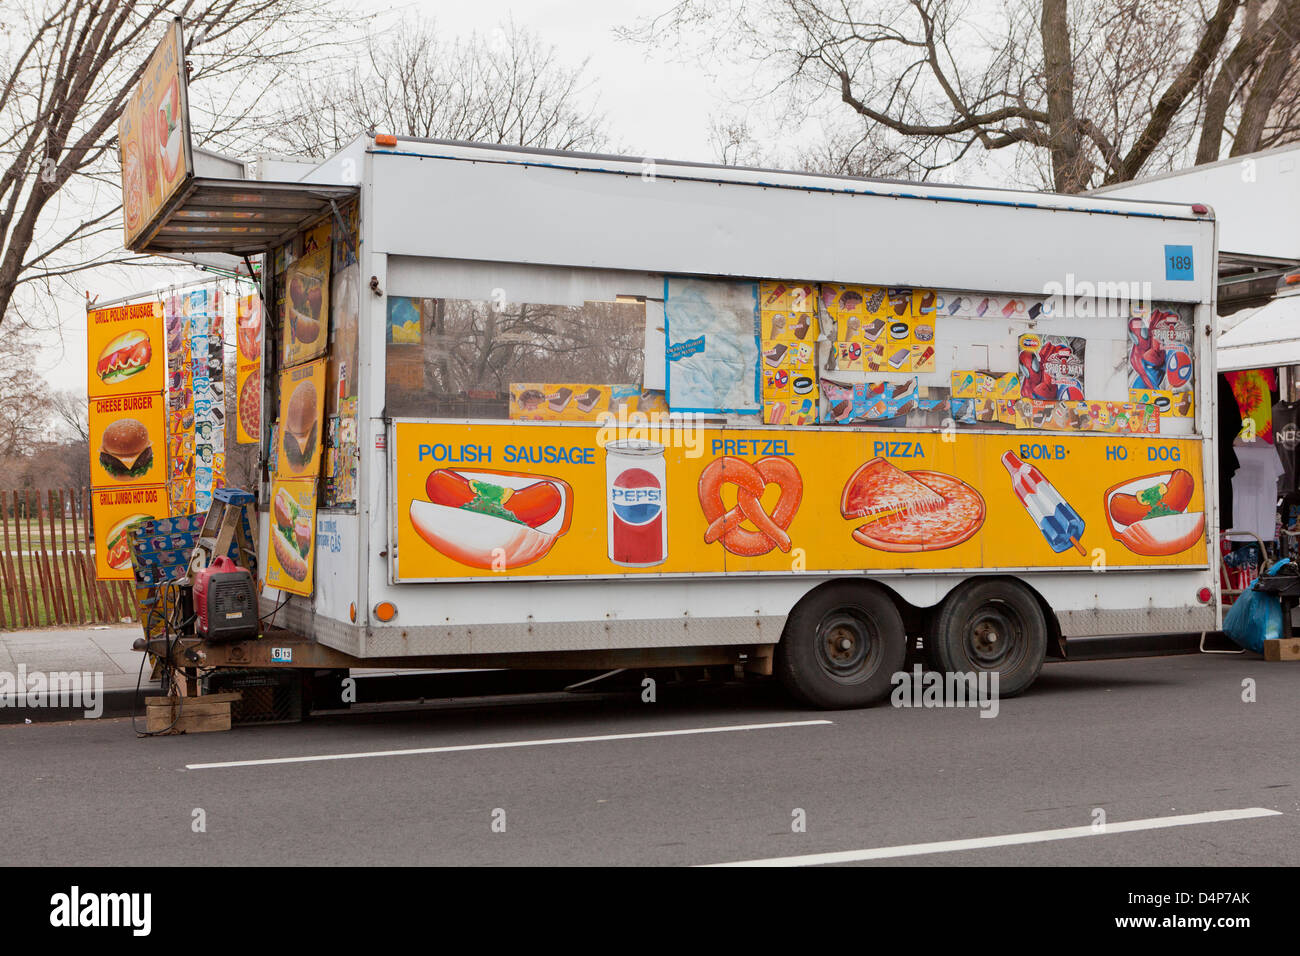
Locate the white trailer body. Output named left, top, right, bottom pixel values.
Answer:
left=247, top=136, right=1219, bottom=703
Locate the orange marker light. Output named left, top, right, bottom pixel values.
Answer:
left=349, top=602, right=357, bottom=623
left=374, top=601, right=397, bottom=622
left=374, top=133, right=397, bottom=147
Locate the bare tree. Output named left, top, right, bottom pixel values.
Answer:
left=49, top=388, right=89, bottom=443
left=0, top=0, right=362, bottom=332
left=276, top=18, right=610, bottom=158
left=627, top=0, right=1300, bottom=192
left=0, top=326, right=53, bottom=457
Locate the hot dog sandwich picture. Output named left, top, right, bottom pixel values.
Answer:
left=1103, top=469, right=1204, bottom=556
left=104, top=513, right=151, bottom=571
left=271, top=487, right=311, bottom=581
left=95, top=329, right=153, bottom=386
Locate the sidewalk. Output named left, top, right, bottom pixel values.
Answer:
left=0, top=624, right=509, bottom=723
left=0, top=623, right=156, bottom=722
left=0, top=624, right=153, bottom=692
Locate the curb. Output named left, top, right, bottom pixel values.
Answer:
left=0, top=669, right=606, bottom=725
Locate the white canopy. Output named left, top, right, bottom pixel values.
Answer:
left=1217, top=292, right=1300, bottom=371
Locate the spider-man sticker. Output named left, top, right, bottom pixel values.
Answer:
left=1128, top=307, right=1194, bottom=394
left=1019, top=334, right=1085, bottom=402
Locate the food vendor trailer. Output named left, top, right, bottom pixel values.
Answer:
left=126, top=119, right=1221, bottom=708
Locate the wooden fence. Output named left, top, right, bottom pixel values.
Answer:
left=0, top=489, right=139, bottom=630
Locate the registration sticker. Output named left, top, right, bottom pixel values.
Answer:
left=1165, top=245, right=1194, bottom=281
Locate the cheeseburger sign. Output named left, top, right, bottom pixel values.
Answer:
left=118, top=18, right=192, bottom=249
left=86, top=298, right=168, bottom=579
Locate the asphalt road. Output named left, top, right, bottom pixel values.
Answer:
left=2, top=652, right=1297, bottom=866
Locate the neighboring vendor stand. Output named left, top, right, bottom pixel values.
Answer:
left=1096, top=147, right=1300, bottom=604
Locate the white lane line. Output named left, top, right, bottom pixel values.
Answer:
left=703, top=807, right=1284, bottom=867
left=185, top=719, right=833, bottom=770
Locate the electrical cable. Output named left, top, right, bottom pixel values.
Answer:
left=132, top=580, right=190, bottom=737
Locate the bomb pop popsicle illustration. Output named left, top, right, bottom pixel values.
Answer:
left=1001, top=451, right=1086, bottom=554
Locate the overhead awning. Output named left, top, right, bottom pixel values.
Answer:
left=1217, top=293, right=1300, bottom=371
left=131, top=178, right=359, bottom=258
left=1218, top=251, right=1300, bottom=313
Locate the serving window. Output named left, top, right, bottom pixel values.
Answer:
left=384, top=277, right=1198, bottom=436
left=384, top=296, right=653, bottom=420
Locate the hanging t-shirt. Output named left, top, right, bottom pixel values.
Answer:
left=1231, top=441, right=1284, bottom=540
left=1272, top=400, right=1300, bottom=496
left=1226, top=369, right=1276, bottom=443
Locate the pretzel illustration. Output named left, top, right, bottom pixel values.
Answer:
left=697, top=456, right=803, bottom=556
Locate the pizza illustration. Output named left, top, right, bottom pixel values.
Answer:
left=238, top=373, right=260, bottom=438
left=840, top=458, right=985, bottom=552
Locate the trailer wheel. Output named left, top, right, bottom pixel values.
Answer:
left=928, top=580, right=1046, bottom=697
left=775, top=583, right=906, bottom=709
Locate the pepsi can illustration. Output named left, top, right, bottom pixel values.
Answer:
left=606, top=440, right=667, bottom=567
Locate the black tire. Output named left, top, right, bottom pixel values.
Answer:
left=775, top=582, right=907, bottom=709
left=928, top=579, right=1047, bottom=698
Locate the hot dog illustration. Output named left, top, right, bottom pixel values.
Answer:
left=1103, top=469, right=1204, bottom=556
left=410, top=468, right=573, bottom=569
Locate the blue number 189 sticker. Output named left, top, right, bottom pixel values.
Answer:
left=1165, top=245, right=1194, bottom=281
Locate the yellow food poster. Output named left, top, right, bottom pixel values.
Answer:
left=235, top=294, right=263, bottom=368
left=509, top=383, right=641, bottom=421
left=911, top=288, right=940, bottom=316
left=391, top=421, right=1208, bottom=582
left=236, top=361, right=260, bottom=445
left=87, top=301, right=165, bottom=399
left=266, top=477, right=316, bottom=595
left=89, top=391, right=167, bottom=488
left=275, top=359, right=326, bottom=479
left=1131, top=388, right=1194, bottom=418
left=759, top=281, right=819, bottom=342
left=91, top=484, right=167, bottom=580
left=119, top=20, right=190, bottom=247
left=760, top=310, right=819, bottom=342
left=282, top=246, right=330, bottom=366
left=762, top=397, right=818, bottom=425
left=759, top=281, right=817, bottom=314
left=882, top=316, right=915, bottom=371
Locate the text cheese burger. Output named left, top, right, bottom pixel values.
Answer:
left=99, top=418, right=153, bottom=481
left=283, top=380, right=318, bottom=470
left=96, top=329, right=152, bottom=385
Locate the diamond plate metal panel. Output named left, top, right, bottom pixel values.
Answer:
left=359, top=615, right=781, bottom=657
left=1056, top=605, right=1216, bottom=637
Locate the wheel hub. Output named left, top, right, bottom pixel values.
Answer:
left=965, top=603, right=1023, bottom=668
left=814, top=609, right=879, bottom=682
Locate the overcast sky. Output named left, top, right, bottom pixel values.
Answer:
left=43, top=0, right=993, bottom=393
left=41, top=0, right=750, bottom=393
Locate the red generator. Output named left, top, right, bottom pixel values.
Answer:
left=194, top=556, right=259, bottom=643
